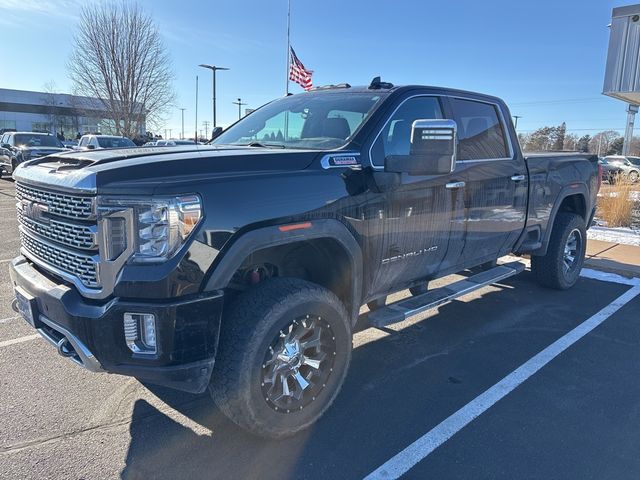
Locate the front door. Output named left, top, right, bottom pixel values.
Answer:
left=364, top=95, right=466, bottom=299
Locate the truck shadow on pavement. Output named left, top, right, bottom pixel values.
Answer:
left=120, top=273, right=629, bottom=480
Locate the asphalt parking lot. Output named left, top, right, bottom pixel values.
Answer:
left=1, top=178, right=640, bottom=479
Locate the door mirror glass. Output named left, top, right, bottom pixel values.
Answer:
left=385, top=119, right=457, bottom=175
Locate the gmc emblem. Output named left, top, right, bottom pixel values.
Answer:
left=21, top=200, right=50, bottom=224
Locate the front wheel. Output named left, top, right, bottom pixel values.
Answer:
left=531, top=212, right=586, bottom=290
left=629, top=170, right=639, bottom=183
left=210, top=278, right=352, bottom=438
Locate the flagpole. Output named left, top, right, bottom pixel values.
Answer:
left=285, top=0, right=291, bottom=95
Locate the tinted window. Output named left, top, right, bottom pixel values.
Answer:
left=96, top=137, right=135, bottom=148
left=451, top=98, right=509, bottom=160
left=372, top=96, right=443, bottom=165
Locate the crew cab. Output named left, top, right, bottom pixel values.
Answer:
left=0, top=132, right=67, bottom=175
left=10, top=79, right=599, bottom=438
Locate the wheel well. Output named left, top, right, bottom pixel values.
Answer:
left=558, top=194, right=586, bottom=220
left=228, top=238, right=356, bottom=317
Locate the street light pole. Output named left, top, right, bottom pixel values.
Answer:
left=232, top=98, right=248, bottom=120
left=179, top=108, right=186, bottom=140
left=198, top=64, right=229, bottom=128
left=513, top=115, right=522, bottom=130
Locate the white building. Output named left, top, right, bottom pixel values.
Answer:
left=0, top=88, right=146, bottom=138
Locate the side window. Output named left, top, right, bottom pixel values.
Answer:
left=371, top=96, right=443, bottom=166
left=450, top=98, right=509, bottom=160
left=79, top=137, right=87, bottom=147
left=0, top=134, right=7, bottom=145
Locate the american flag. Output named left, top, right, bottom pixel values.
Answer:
left=289, top=47, right=313, bottom=91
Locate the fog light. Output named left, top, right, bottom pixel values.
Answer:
left=123, top=313, right=157, bottom=354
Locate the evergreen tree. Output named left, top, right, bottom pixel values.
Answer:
left=553, top=122, right=566, bottom=151
left=606, top=137, right=624, bottom=155
left=577, top=134, right=591, bottom=153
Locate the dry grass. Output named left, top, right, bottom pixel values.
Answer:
left=598, top=181, right=635, bottom=227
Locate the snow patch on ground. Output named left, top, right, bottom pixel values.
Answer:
left=588, top=226, right=640, bottom=246
left=597, top=190, right=640, bottom=201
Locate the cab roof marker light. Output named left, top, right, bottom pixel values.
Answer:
left=278, top=222, right=312, bottom=232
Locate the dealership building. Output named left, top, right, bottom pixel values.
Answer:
left=0, top=88, right=146, bottom=137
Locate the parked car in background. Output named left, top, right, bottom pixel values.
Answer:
left=601, top=155, right=640, bottom=183
left=0, top=132, right=67, bottom=175
left=143, top=141, right=157, bottom=146
left=62, top=140, right=78, bottom=149
left=627, top=156, right=640, bottom=168
left=76, top=135, right=136, bottom=150
left=155, top=139, right=197, bottom=146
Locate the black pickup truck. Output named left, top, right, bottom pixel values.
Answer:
left=9, top=79, right=600, bottom=438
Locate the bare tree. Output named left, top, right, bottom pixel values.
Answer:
left=41, top=81, right=59, bottom=134
left=589, top=130, right=621, bottom=156
left=68, top=2, right=174, bottom=138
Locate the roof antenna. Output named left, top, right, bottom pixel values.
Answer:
left=369, top=76, right=394, bottom=90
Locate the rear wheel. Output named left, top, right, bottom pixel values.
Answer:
left=531, top=212, right=586, bottom=290
left=210, top=277, right=352, bottom=438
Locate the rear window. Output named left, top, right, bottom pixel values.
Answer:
left=96, top=137, right=135, bottom=148
left=451, top=98, right=509, bottom=160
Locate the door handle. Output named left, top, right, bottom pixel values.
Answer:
left=445, top=181, right=466, bottom=189
left=511, top=174, right=526, bottom=182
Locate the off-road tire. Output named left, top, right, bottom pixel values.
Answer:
left=210, top=277, right=352, bottom=438
left=531, top=212, right=586, bottom=290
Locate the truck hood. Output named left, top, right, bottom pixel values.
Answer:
left=13, top=145, right=321, bottom=194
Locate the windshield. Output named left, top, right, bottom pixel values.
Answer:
left=97, top=137, right=136, bottom=148
left=626, top=156, right=640, bottom=166
left=15, top=134, right=63, bottom=148
left=213, top=92, right=384, bottom=150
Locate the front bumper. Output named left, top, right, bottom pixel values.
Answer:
left=9, top=256, right=224, bottom=394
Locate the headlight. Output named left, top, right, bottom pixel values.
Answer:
left=99, top=195, right=202, bottom=263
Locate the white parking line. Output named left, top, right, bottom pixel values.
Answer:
left=0, top=334, right=40, bottom=348
left=365, top=278, right=640, bottom=480
left=0, top=315, right=19, bottom=324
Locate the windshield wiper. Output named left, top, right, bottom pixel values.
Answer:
left=245, top=142, right=286, bottom=149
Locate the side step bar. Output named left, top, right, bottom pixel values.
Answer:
left=367, top=261, right=526, bottom=328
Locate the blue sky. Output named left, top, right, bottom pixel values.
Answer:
left=0, top=0, right=630, bottom=137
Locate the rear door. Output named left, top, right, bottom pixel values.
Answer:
left=449, top=97, right=528, bottom=266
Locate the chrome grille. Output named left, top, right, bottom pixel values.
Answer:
left=16, top=182, right=100, bottom=289
left=20, top=231, right=99, bottom=287
left=16, top=182, right=95, bottom=220
left=17, top=209, right=96, bottom=250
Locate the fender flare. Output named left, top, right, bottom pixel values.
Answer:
left=203, top=219, right=363, bottom=320
left=534, top=183, right=589, bottom=256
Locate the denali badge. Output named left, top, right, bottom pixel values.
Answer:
left=21, top=200, right=50, bottom=224
left=382, top=246, right=438, bottom=265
